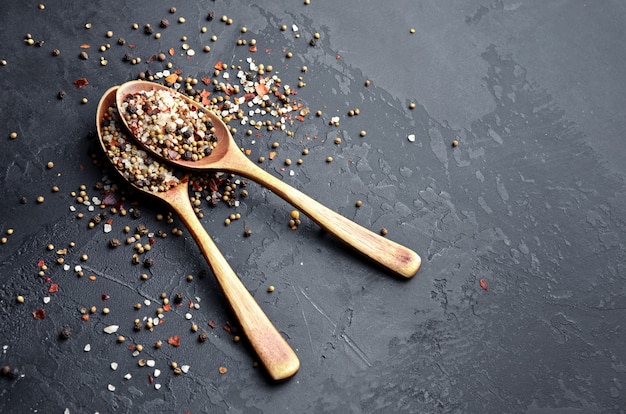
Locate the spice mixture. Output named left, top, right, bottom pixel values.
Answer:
left=119, top=89, right=219, bottom=162
left=100, top=102, right=182, bottom=193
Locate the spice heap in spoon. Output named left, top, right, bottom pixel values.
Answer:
left=119, top=89, right=218, bottom=162
left=100, top=102, right=182, bottom=192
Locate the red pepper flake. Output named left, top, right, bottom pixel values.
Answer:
left=249, top=45, right=257, bottom=53
left=336, top=54, right=341, bottom=60
left=265, top=48, right=271, bottom=53
left=479, top=279, right=489, bottom=291
left=167, top=335, right=180, bottom=347
left=164, top=73, right=178, bottom=84
left=129, top=44, right=135, bottom=49
left=37, top=260, right=45, bottom=268
left=168, top=47, right=175, bottom=56
left=101, top=293, right=110, bottom=301
left=105, top=219, right=113, bottom=225
left=127, top=344, right=135, bottom=351
left=295, top=115, right=305, bottom=122
left=255, top=82, right=269, bottom=97
left=222, top=322, right=233, bottom=334
left=32, top=308, right=46, bottom=320
left=208, top=320, right=217, bottom=329
left=81, top=314, right=89, bottom=321
left=48, top=283, right=59, bottom=293
left=200, top=89, right=211, bottom=105
left=80, top=44, right=90, bottom=49
left=214, top=61, right=224, bottom=70
left=148, top=236, right=155, bottom=245
left=44, top=277, right=51, bottom=283
left=147, top=374, right=154, bottom=384
left=146, top=55, right=157, bottom=63
left=73, top=78, right=89, bottom=88
left=162, top=304, right=171, bottom=312
left=201, top=76, right=211, bottom=85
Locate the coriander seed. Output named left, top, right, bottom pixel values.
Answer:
left=9, top=132, right=17, bottom=139
left=267, top=285, right=275, bottom=293
left=355, top=200, right=363, bottom=207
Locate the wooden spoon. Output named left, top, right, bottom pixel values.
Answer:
left=96, top=86, right=299, bottom=381
left=116, top=80, right=422, bottom=279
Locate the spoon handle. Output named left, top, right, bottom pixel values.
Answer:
left=164, top=187, right=300, bottom=380
left=234, top=164, right=421, bottom=278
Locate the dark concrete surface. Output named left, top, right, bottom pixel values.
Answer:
left=1, top=1, right=625, bottom=413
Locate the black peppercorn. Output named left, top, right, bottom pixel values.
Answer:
left=131, top=208, right=141, bottom=219
left=59, top=326, right=72, bottom=340
left=143, top=257, right=154, bottom=268
left=19, top=197, right=27, bottom=204
left=309, top=38, right=317, bottom=46
left=198, top=332, right=208, bottom=342
left=160, top=19, right=169, bottom=28
left=109, top=238, right=121, bottom=248
left=144, top=24, right=153, bottom=35
left=174, top=292, right=184, bottom=304
left=207, top=11, right=215, bottom=21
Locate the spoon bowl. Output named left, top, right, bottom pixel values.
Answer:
left=116, top=80, right=422, bottom=279
left=97, top=86, right=299, bottom=381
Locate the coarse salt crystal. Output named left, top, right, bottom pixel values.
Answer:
left=84, top=344, right=91, bottom=352
left=146, top=359, right=155, bottom=367
left=110, top=362, right=118, bottom=370
left=43, top=296, right=51, bottom=304
left=74, top=265, right=82, bottom=272
left=103, top=325, right=119, bottom=334
left=69, top=205, right=76, bottom=212
left=103, top=223, right=112, bottom=233
left=181, top=365, right=190, bottom=374
left=154, top=369, right=161, bottom=377
left=108, top=384, right=115, bottom=392
left=292, top=24, right=299, bottom=32
left=185, top=313, right=192, bottom=320
left=154, top=384, right=161, bottom=390
left=144, top=299, right=151, bottom=306
left=124, top=373, right=132, bottom=380
left=407, top=134, right=416, bottom=142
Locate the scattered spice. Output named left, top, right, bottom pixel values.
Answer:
left=168, top=335, right=181, bottom=347
left=32, top=308, right=46, bottom=320
left=480, top=279, right=489, bottom=291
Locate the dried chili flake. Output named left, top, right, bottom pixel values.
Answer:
left=101, top=293, right=110, bottom=301
left=37, top=260, right=45, bottom=268
left=147, top=374, right=154, bottom=384
left=44, top=277, right=51, bottom=283
left=162, top=304, right=171, bottom=312
left=479, top=279, right=489, bottom=291
left=164, top=73, right=178, bottom=84
left=168, top=48, right=175, bottom=56
left=48, top=283, right=59, bottom=293
left=214, top=61, right=224, bottom=70
left=201, top=76, right=211, bottom=85
left=73, top=78, right=89, bottom=88
left=167, top=335, right=180, bottom=347
left=249, top=45, right=257, bottom=53
left=208, top=320, right=217, bottom=329
left=32, top=308, right=46, bottom=320
left=200, top=89, right=211, bottom=105
left=255, top=83, right=269, bottom=97
left=80, top=44, right=90, bottom=49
